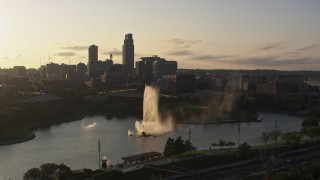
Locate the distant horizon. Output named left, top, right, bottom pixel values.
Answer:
left=3, top=63, right=320, bottom=73
left=1, top=0, right=320, bottom=70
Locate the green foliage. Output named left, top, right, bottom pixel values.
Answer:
left=163, top=136, right=196, bottom=157
left=302, top=116, right=319, bottom=127
left=92, top=170, right=122, bottom=180
left=304, top=126, right=320, bottom=141
left=24, top=163, right=72, bottom=180
left=281, top=131, right=302, bottom=147
left=173, top=136, right=186, bottom=154
left=218, top=139, right=226, bottom=149
left=40, top=163, right=60, bottom=179
left=184, top=139, right=196, bottom=152
left=163, top=138, right=174, bottom=157
left=261, top=131, right=270, bottom=144
left=56, top=163, right=73, bottom=180
left=238, top=142, right=251, bottom=157
left=211, top=139, right=235, bottom=150
left=211, top=143, right=218, bottom=149
left=23, top=168, right=41, bottom=180
left=270, top=130, right=282, bottom=148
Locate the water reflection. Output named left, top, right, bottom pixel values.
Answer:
left=81, top=119, right=97, bottom=129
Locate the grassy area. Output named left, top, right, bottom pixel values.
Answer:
left=166, top=153, right=251, bottom=170
left=120, top=168, right=158, bottom=180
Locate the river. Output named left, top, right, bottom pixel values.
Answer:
left=0, top=112, right=302, bottom=179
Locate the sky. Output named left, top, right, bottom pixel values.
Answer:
left=0, top=0, right=320, bottom=70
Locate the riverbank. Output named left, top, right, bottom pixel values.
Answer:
left=0, top=112, right=259, bottom=146
left=0, top=114, right=86, bottom=146
left=179, top=119, right=262, bottom=125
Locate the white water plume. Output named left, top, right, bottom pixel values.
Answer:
left=135, top=85, right=174, bottom=136
left=128, top=130, right=134, bottom=136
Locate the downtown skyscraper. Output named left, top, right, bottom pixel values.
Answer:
left=88, top=45, right=98, bottom=62
left=122, top=33, right=134, bottom=76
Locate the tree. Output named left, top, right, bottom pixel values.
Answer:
left=173, top=136, right=186, bottom=154
left=24, top=163, right=72, bottom=180
left=300, top=128, right=309, bottom=142
left=163, top=138, right=174, bottom=157
left=163, top=137, right=196, bottom=157
left=281, top=132, right=292, bottom=146
left=211, top=143, right=218, bottom=150
left=218, top=139, right=226, bottom=149
left=56, top=163, right=72, bottom=180
left=291, top=131, right=302, bottom=146
left=23, top=168, right=41, bottom=180
left=40, top=163, right=59, bottom=179
left=184, top=139, right=196, bottom=152
left=307, top=126, right=320, bottom=141
left=261, top=131, right=270, bottom=145
left=225, top=141, right=235, bottom=151
left=238, top=142, right=251, bottom=157
left=270, top=130, right=282, bottom=148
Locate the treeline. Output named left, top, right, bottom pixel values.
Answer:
left=23, top=163, right=122, bottom=180
left=163, top=136, right=196, bottom=157
left=237, top=93, right=311, bottom=113
left=260, top=126, right=320, bottom=147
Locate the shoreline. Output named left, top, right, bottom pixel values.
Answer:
left=0, top=114, right=260, bottom=147
left=0, top=114, right=86, bottom=147
left=178, top=119, right=262, bottom=125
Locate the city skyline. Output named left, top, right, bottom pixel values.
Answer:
left=0, top=0, right=320, bottom=70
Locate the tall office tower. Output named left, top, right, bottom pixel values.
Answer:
left=122, top=33, right=134, bottom=76
left=89, top=45, right=98, bottom=62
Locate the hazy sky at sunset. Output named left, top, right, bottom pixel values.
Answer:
left=0, top=0, right=319, bottom=70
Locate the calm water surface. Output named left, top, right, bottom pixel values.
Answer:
left=0, top=112, right=302, bottom=179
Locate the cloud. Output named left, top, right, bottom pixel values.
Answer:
left=255, top=41, right=285, bottom=51
left=166, top=49, right=193, bottom=56
left=59, top=45, right=88, bottom=51
left=222, top=55, right=320, bottom=66
left=166, top=38, right=202, bottom=48
left=103, top=48, right=122, bottom=56
left=1, top=54, right=22, bottom=60
left=54, top=52, right=76, bottom=56
left=193, top=55, right=233, bottom=61
left=298, top=44, right=319, bottom=51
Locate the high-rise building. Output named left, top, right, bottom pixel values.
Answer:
left=122, top=33, right=134, bottom=76
left=136, top=56, right=159, bottom=83
left=153, top=59, right=177, bottom=80
left=89, top=45, right=98, bottom=62
left=136, top=55, right=178, bottom=82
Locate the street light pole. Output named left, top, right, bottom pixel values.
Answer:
left=98, top=139, right=101, bottom=169
left=238, top=123, right=240, bottom=148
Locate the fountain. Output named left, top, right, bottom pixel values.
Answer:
left=135, top=85, right=174, bottom=136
